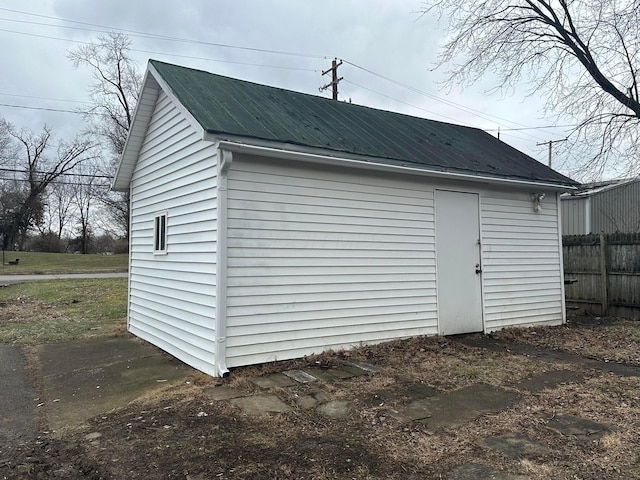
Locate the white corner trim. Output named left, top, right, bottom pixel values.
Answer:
left=214, top=148, right=232, bottom=377
left=557, top=192, right=567, bottom=325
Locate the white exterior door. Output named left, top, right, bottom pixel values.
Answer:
left=435, top=190, right=483, bottom=335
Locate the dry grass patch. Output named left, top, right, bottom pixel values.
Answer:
left=495, top=316, right=640, bottom=365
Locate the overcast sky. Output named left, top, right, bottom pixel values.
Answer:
left=0, top=1, right=576, bottom=177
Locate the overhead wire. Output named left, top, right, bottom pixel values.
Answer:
left=0, top=7, right=574, bottom=153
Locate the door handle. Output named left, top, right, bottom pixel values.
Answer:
left=475, top=263, right=482, bottom=274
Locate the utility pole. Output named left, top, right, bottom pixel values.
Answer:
left=320, top=58, right=343, bottom=100
left=536, top=138, right=567, bottom=167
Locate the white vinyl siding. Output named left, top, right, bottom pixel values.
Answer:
left=128, top=90, right=218, bottom=375
left=225, top=156, right=436, bottom=368
left=480, top=190, right=564, bottom=331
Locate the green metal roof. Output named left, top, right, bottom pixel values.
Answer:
left=150, top=59, right=577, bottom=187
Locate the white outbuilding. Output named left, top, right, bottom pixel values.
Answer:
left=113, top=60, right=578, bottom=377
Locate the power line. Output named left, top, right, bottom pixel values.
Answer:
left=0, top=168, right=112, bottom=179
left=0, top=103, right=90, bottom=114
left=0, top=9, right=326, bottom=59
left=1, top=8, right=574, bottom=151
left=0, top=27, right=320, bottom=74
left=0, top=92, right=88, bottom=105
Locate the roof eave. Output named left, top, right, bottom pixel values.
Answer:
left=211, top=135, right=578, bottom=191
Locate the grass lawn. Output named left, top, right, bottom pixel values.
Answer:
left=0, top=277, right=128, bottom=344
left=0, top=251, right=128, bottom=274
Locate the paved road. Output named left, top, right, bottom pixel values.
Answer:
left=0, top=272, right=128, bottom=285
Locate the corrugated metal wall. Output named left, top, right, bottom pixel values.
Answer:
left=590, top=181, right=640, bottom=233
left=561, top=197, right=587, bottom=235
left=129, top=90, right=219, bottom=375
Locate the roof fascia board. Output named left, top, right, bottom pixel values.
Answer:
left=212, top=137, right=577, bottom=192
left=112, top=68, right=160, bottom=191
left=112, top=62, right=209, bottom=191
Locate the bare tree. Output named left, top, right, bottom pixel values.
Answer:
left=48, top=178, right=76, bottom=239
left=71, top=162, right=100, bottom=254
left=0, top=119, right=97, bottom=249
left=421, top=0, right=640, bottom=179
left=69, top=32, right=141, bottom=240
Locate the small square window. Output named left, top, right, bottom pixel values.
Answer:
left=154, top=213, right=167, bottom=254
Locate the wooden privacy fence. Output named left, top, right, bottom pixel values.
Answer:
left=563, top=233, right=640, bottom=318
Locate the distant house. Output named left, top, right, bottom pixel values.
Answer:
left=561, top=178, right=640, bottom=235
left=113, top=60, right=578, bottom=377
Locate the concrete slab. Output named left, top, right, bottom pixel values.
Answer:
left=392, top=384, right=521, bottom=429
left=250, top=373, right=297, bottom=389
left=448, top=462, right=529, bottom=480
left=515, top=370, right=584, bottom=393
left=546, top=414, right=612, bottom=443
left=204, top=386, right=247, bottom=401
left=303, top=367, right=342, bottom=382
left=338, top=364, right=371, bottom=377
left=283, top=369, right=317, bottom=383
left=35, top=337, right=194, bottom=431
left=230, top=395, right=292, bottom=416
left=479, top=433, right=551, bottom=459
left=0, top=345, right=37, bottom=444
left=348, top=361, right=380, bottom=373
left=36, top=337, right=165, bottom=376
left=405, top=383, right=438, bottom=399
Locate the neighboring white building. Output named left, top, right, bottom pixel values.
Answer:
left=561, top=178, right=640, bottom=235
left=113, top=60, right=578, bottom=377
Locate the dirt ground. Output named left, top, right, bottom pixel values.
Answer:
left=3, top=315, right=640, bottom=479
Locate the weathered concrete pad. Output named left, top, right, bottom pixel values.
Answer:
left=317, top=400, right=351, bottom=419
left=283, top=369, right=317, bottom=383
left=35, top=337, right=193, bottom=432
left=479, top=433, right=551, bottom=459
left=0, top=345, right=37, bottom=443
left=304, top=367, right=342, bottom=382
left=405, top=383, right=438, bottom=399
left=448, top=462, right=529, bottom=480
left=391, top=384, right=520, bottom=429
left=348, top=361, right=379, bottom=373
left=515, top=370, right=584, bottom=393
left=204, top=385, right=247, bottom=401
left=454, top=334, right=640, bottom=378
left=230, top=395, right=292, bottom=416
left=250, top=373, right=297, bottom=389
left=546, top=414, right=612, bottom=443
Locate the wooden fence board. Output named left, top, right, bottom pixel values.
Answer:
left=563, top=233, right=640, bottom=317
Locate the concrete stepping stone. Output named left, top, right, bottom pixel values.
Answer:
left=204, top=385, right=247, bottom=401
left=317, top=400, right=351, bottom=419
left=515, top=370, right=584, bottom=393
left=546, top=414, right=612, bottom=443
left=479, top=433, right=551, bottom=459
left=230, top=395, right=292, bottom=416
left=283, top=369, right=317, bottom=383
left=405, top=383, right=438, bottom=399
left=348, top=361, right=380, bottom=373
left=448, top=462, right=529, bottom=480
left=250, top=373, right=297, bottom=389
left=304, top=367, right=342, bottom=382
left=390, top=383, right=520, bottom=429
